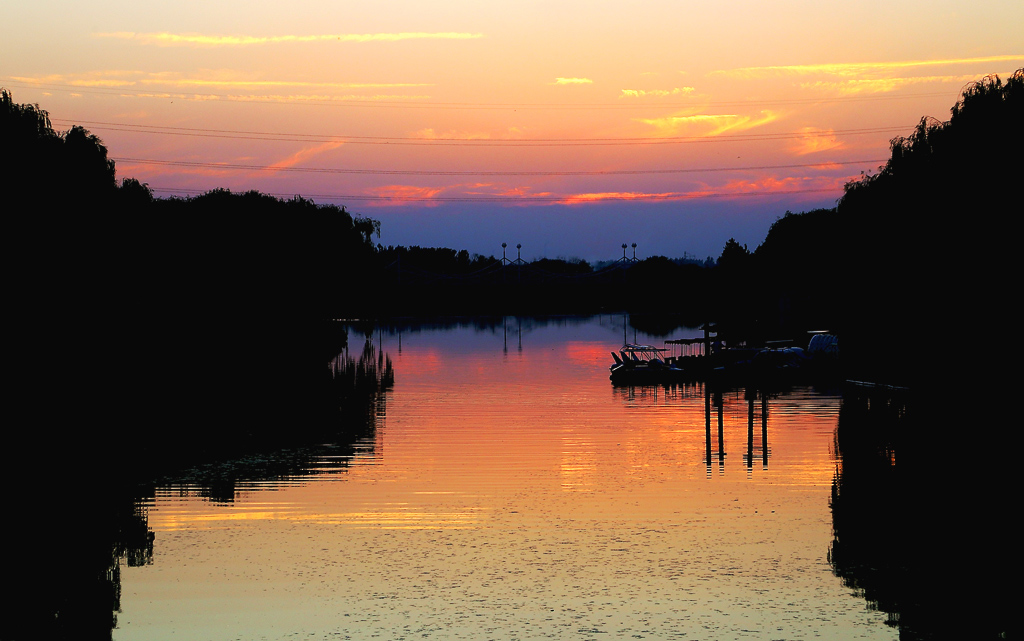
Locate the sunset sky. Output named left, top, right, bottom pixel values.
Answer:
left=3, top=0, right=1021, bottom=260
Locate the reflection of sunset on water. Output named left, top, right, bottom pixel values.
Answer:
left=121, top=321, right=885, bottom=640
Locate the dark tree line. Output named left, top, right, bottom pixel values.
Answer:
left=6, top=69, right=1021, bottom=392
left=5, top=66, right=1021, bottom=449
left=693, top=70, right=1023, bottom=380
left=3, top=90, right=394, bottom=640
left=825, top=72, right=1021, bottom=641
left=837, top=70, right=1022, bottom=387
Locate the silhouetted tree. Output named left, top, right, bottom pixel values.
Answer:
left=837, top=69, right=1023, bottom=386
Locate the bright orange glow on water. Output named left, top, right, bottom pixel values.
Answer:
left=117, top=320, right=896, bottom=639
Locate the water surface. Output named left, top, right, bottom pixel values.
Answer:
left=116, top=317, right=893, bottom=640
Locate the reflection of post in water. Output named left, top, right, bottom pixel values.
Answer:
left=761, top=393, right=769, bottom=468
left=717, top=390, right=724, bottom=471
left=747, top=388, right=755, bottom=472
left=703, top=385, right=771, bottom=474
left=704, top=384, right=712, bottom=475
left=703, top=387, right=726, bottom=474
left=501, top=316, right=523, bottom=354
left=744, top=388, right=771, bottom=470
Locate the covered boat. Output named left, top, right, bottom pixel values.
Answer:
left=609, top=344, right=688, bottom=384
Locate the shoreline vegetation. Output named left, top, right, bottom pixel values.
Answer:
left=4, top=70, right=1020, bottom=390
left=4, top=66, right=1020, bottom=488
left=1, top=70, right=1020, bottom=640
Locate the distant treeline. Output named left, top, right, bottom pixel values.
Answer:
left=4, top=68, right=1022, bottom=390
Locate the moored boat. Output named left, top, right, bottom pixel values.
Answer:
left=609, top=344, right=688, bottom=384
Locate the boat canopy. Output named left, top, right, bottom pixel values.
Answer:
left=620, top=344, right=668, bottom=353
left=619, top=344, right=670, bottom=361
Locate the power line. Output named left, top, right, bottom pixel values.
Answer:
left=4, top=79, right=958, bottom=110
left=115, top=157, right=886, bottom=177
left=55, top=118, right=910, bottom=146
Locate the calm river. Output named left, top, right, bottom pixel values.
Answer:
left=114, top=317, right=895, bottom=640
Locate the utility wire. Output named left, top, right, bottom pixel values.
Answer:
left=115, top=157, right=885, bottom=177
left=6, top=79, right=958, bottom=109
left=56, top=118, right=908, bottom=146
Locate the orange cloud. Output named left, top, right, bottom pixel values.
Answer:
left=366, top=185, right=446, bottom=206
left=130, top=93, right=430, bottom=103
left=553, top=77, right=593, bottom=85
left=790, top=128, right=844, bottom=155
left=619, top=87, right=695, bottom=98
left=799, top=74, right=979, bottom=95
left=411, top=127, right=526, bottom=140
left=712, top=55, right=1024, bottom=79
left=94, top=32, right=485, bottom=46
left=493, top=186, right=551, bottom=198
left=264, top=141, right=345, bottom=175
left=8, top=71, right=433, bottom=100
left=412, top=128, right=493, bottom=140
left=460, top=183, right=552, bottom=199
left=556, top=174, right=853, bottom=205
left=9, top=71, right=144, bottom=87
left=142, top=79, right=430, bottom=89
left=637, top=110, right=780, bottom=136
left=716, top=174, right=851, bottom=197
left=556, top=191, right=686, bottom=205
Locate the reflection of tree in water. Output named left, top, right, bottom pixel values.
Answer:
left=829, top=385, right=903, bottom=630
left=829, top=385, right=1012, bottom=640
left=332, top=338, right=394, bottom=444
left=4, top=336, right=393, bottom=641
left=6, top=489, right=154, bottom=641
left=152, top=337, right=394, bottom=503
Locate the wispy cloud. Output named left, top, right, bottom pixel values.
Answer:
left=557, top=191, right=685, bottom=205
left=790, top=128, right=844, bottom=155
left=265, top=141, right=345, bottom=175
left=94, top=31, right=485, bottom=47
left=140, top=78, right=431, bottom=90
left=8, top=71, right=432, bottom=102
left=9, top=71, right=145, bottom=88
left=366, top=185, right=447, bottom=206
left=11, top=71, right=429, bottom=90
left=716, top=175, right=850, bottom=197
left=553, top=77, right=593, bottom=85
left=411, top=127, right=526, bottom=140
left=619, top=87, right=695, bottom=98
left=412, top=128, right=492, bottom=140
left=166, top=93, right=431, bottom=103
left=799, top=74, right=979, bottom=95
left=636, top=111, right=779, bottom=136
left=557, top=174, right=852, bottom=205
left=713, top=55, right=1024, bottom=79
